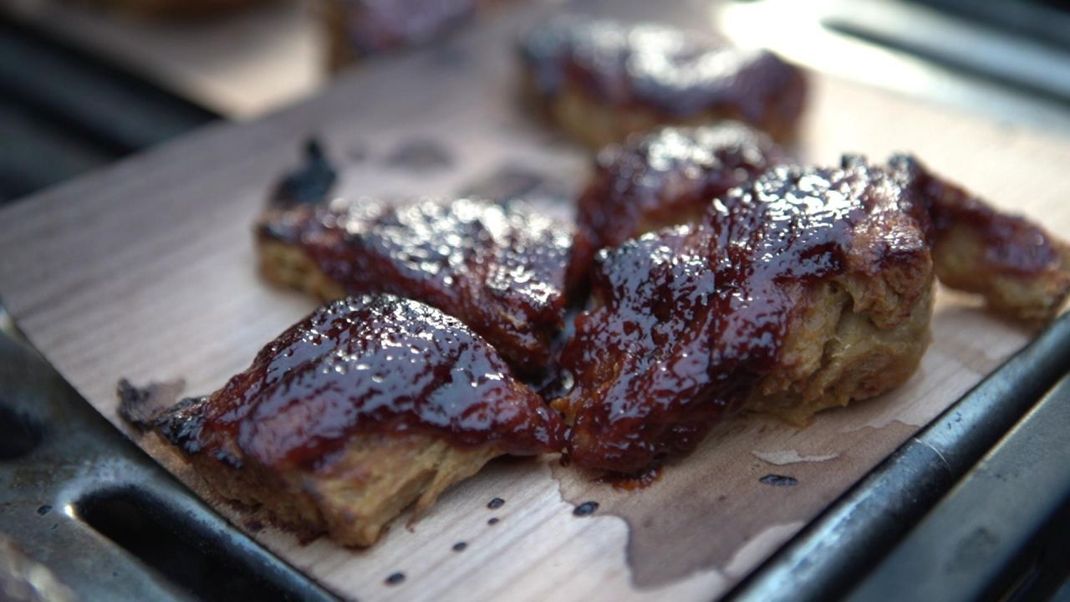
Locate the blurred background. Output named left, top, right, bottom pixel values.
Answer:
left=1, top=0, right=1070, bottom=203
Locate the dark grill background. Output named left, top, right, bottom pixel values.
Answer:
left=0, top=20, right=216, bottom=202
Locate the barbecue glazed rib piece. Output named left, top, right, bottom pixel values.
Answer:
left=557, top=158, right=935, bottom=472
left=125, top=295, right=565, bottom=546
left=257, top=197, right=573, bottom=375
left=557, top=151, right=1070, bottom=472
left=899, top=156, right=1070, bottom=321
left=518, top=16, right=807, bottom=148
left=572, top=124, right=1070, bottom=321
left=569, top=123, right=784, bottom=289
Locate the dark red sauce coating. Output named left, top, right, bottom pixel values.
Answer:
left=154, top=295, right=566, bottom=470
left=339, top=0, right=476, bottom=57
left=556, top=158, right=932, bottom=472
left=519, top=17, right=806, bottom=133
left=569, top=123, right=785, bottom=289
left=259, top=198, right=573, bottom=375
left=893, top=155, right=1064, bottom=277
left=598, top=466, right=662, bottom=491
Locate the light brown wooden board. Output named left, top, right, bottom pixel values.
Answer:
left=1, top=0, right=320, bottom=118
left=2, top=2, right=1070, bottom=600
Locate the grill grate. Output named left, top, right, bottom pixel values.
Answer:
left=0, top=330, right=338, bottom=602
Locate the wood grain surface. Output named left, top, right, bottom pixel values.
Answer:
left=2, top=1, right=1070, bottom=600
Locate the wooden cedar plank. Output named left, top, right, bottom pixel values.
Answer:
left=1, top=2, right=1069, bottom=600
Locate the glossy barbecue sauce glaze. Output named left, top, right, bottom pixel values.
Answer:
left=893, top=155, right=1065, bottom=277
left=570, top=123, right=784, bottom=290
left=556, top=157, right=932, bottom=473
left=259, top=198, right=573, bottom=375
left=519, top=17, right=806, bottom=131
left=155, top=295, right=566, bottom=470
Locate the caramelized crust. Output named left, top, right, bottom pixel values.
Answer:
left=257, top=198, right=573, bottom=375
left=569, top=123, right=784, bottom=289
left=136, top=295, right=564, bottom=546
left=555, top=159, right=935, bottom=473
left=518, top=17, right=807, bottom=147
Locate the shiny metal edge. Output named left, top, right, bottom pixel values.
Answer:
left=728, top=313, right=1070, bottom=602
left=847, top=373, right=1070, bottom=601
left=0, top=328, right=340, bottom=602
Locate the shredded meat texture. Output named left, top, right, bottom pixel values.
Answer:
left=569, top=123, right=785, bottom=289
left=132, top=295, right=564, bottom=546
left=518, top=16, right=807, bottom=147
left=257, top=197, right=573, bottom=375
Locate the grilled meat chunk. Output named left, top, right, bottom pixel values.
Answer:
left=571, top=123, right=1070, bottom=321
left=557, top=158, right=936, bottom=473
left=257, top=197, right=573, bottom=375
left=898, top=155, right=1070, bottom=321
left=557, top=151, right=1070, bottom=473
left=128, top=295, right=565, bottom=546
left=569, top=123, right=784, bottom=288
left=518, top=16, right=807, bottom=147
